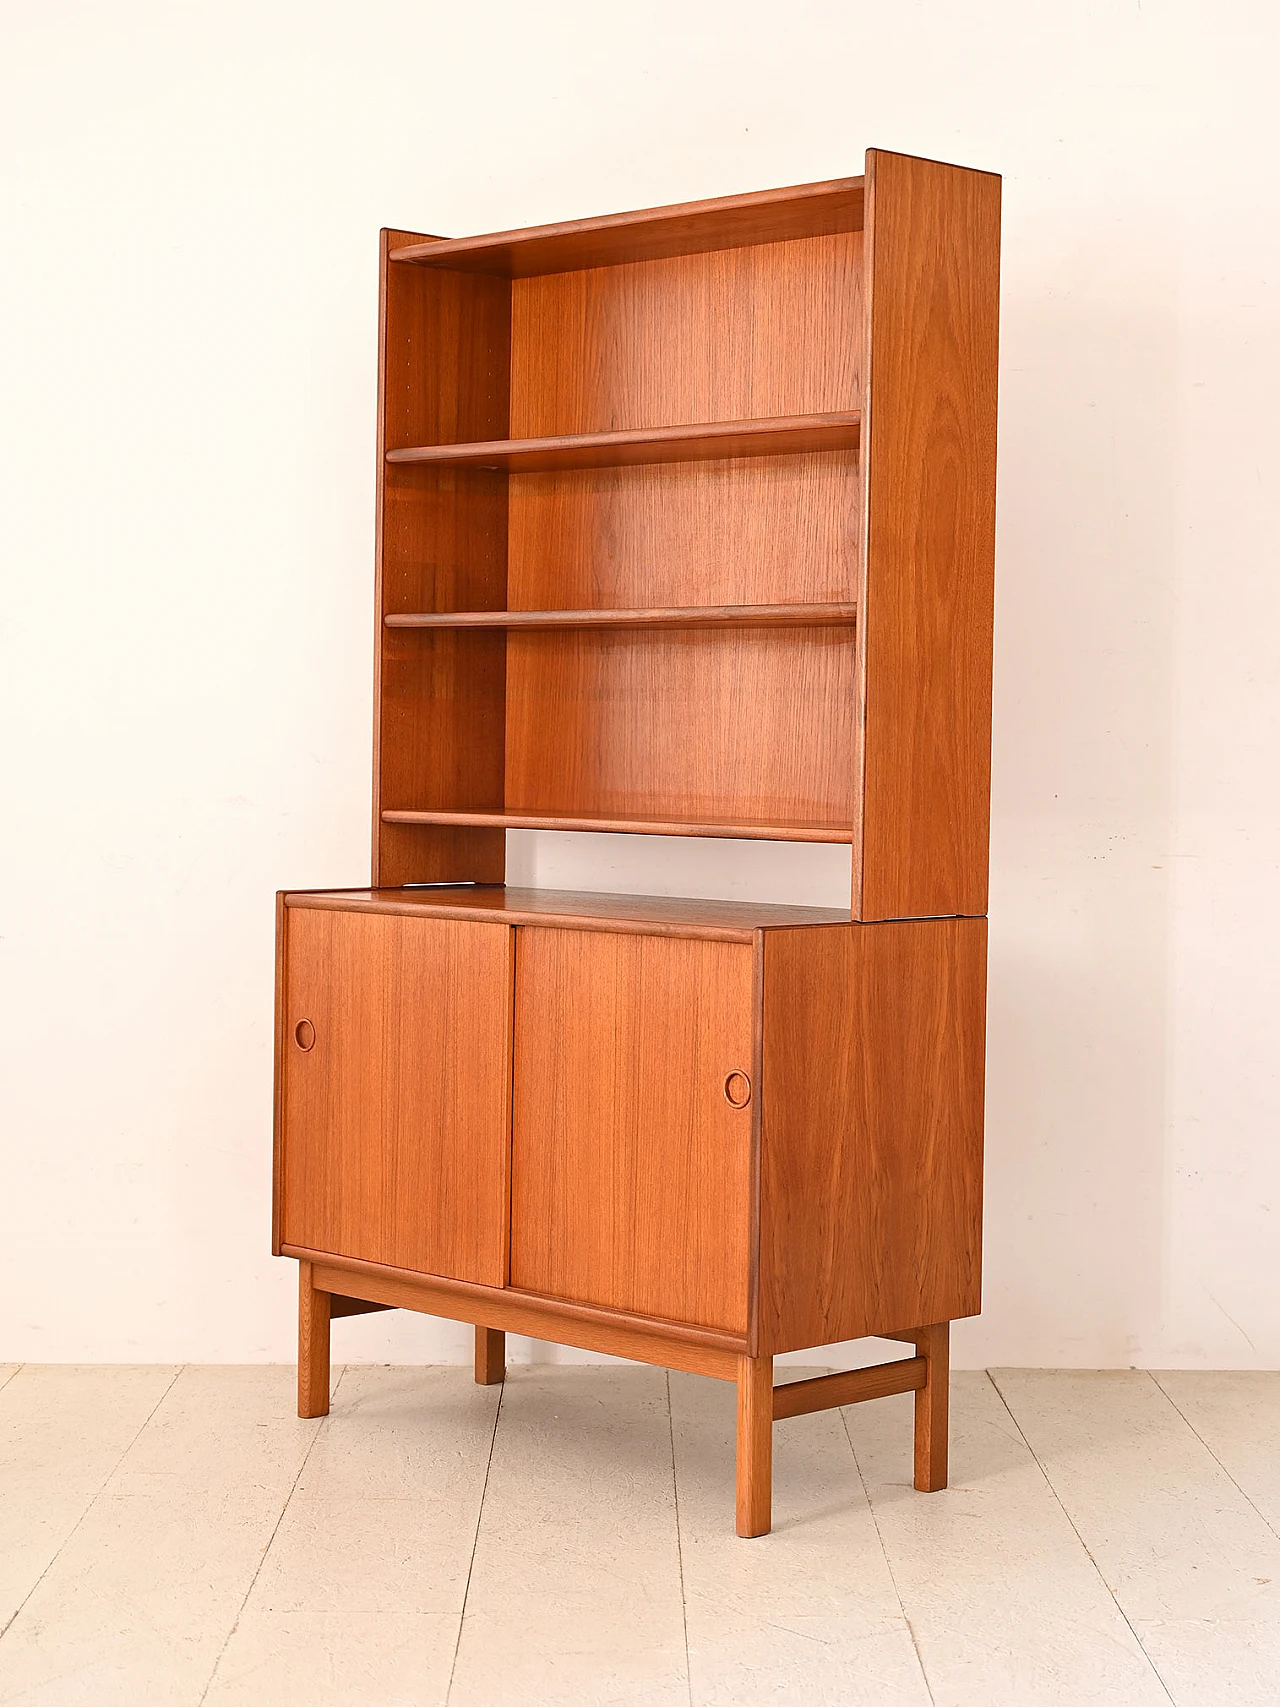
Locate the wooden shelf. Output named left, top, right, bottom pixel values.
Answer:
left=387, top=176, right=865, bottom=277
left=380, top=809, right=854, bottom=844
left=384, top=602, right=858, bottom=632
left=384, top=413, right=860, bottom=474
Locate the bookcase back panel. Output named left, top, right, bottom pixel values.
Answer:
left=506, top=450, right=858, bottom=611
left=508, top=233, right=863, bottom=437
left=503, top=628, right=856, bottom=830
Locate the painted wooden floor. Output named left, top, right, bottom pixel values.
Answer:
left=0, top=1362, right=1277, bottom=1704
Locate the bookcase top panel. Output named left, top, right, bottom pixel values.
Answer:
left=285, top=887, right=853, bottom=942
left=387, top=175, right=865, bottom=278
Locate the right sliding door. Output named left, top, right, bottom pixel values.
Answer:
left=510, top=926, right=755, bottom=1334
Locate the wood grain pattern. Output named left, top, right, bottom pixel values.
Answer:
left=374, top=226, right=509, bottom=887
left=474, top=1326, right=505, bottom=1385
left=509, top=237, right=862, bottom=436
left=511, top=928, right=755, bottom=1333
left=913, top=1321, right=950, bottom=1491
left=298, top=1254, right=744, bottom=1376
left=386, top=412, right=859, bottom=471
left=297, top=1261, right=330, bottom=1419
left=507, top=452, right=859, bottom=611
left=771, top=1357, right=926, bottom=1420
left=272, top=893, right=288, bottom=1257
left=758, top=918, right=988, bottom=1354
left=736, top=1355, right=773, bottom=1538
left=506, top=232, right=862, bottom=614
left=380, top=808, right=854, bottom=843
left=283, top=886, right=852, bottom=940
left=279, top=907, right=513, bottom=1285
left=502, top=627, right=856, bottom=832
left=389, top=176, right=864, bottom=276
left=855, top=150, right=1000, bottom=920
left=385, top=602, right=858, bottom=630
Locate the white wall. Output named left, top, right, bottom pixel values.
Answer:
left=2, top=1, right=1277, bottom=1367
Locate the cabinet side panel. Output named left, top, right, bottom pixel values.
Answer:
left=272, top=892, right=287, bottom=1256
left=280, top=907, right=513, bottom=1287
left=856, top=152, right=1000, bottom=919
left=374, top=230, right=510, bottom=884
left=758, top=919, right=987, bottom=1353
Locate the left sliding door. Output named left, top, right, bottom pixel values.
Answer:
left=277, top=905, right=513, bottom=1287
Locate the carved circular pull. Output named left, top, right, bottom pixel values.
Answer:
left=724, top=1070, right=751, bottom=1108
left=294, top=1019, right=316, bottom=1052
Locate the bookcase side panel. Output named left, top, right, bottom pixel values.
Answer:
left=757, top=918, right=987, bottom=1354
left=374, top=232, right=510, bottom=884
left=855, top=152, right=1000, bottom=921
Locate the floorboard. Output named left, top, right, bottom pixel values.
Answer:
left=993, top=1369, right=1280, bottom=1707
left=1, top=1365, right=1279, bottom=1706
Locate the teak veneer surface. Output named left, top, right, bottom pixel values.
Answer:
left=284, top=886, right=851, bottom=939
left=506, top=452, right=860, bottom=612
left=502, top=627, right=856, bottom=832
left=388, top=176, right=865, bottom=276
left=856, top=151, right=1000, bottom=919
left=279, top=908, right=512, bottom=1284
left=505, top=231, right=862, bottom=616
left=758, top=917, right=988, bottom=1353
left=509, top=239, right=862, bottom=436
left=384, top=602, right=858, bottom=630
left=296, top=1254, right=744, bottom=1377
left=771, top=1356, right=926, bottom=1420
left=386, top=413, right=859, bottom=471
left=375, top=227, right=509, bottom=887
left=379, top=808, right=854, bottom=843
left=511, top=928, right=755, bottom=1333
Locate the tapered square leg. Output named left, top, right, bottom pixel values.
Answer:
left=736, top=1353, right=773, bottom=1537
left=475, top=1325, right=505, bottom=1385
left=912, top=1321, right=949, bottom=1491
left=298, top=1259, right=331, bottom=1419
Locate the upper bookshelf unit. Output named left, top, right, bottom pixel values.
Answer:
left=372, top=150, right=1000, bottom=921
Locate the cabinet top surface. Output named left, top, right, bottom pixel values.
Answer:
left=284, top=886, right=853, bottom=941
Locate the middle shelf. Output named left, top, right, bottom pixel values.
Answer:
left=383, top=602, right=858, bottom=631
left=384, top=411, right=861, bottom=473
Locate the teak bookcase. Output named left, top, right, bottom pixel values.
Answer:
left=273, top=148, right=1000, bottom=1537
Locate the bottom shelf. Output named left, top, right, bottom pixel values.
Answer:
left=379, top=807, right=855, bottom=844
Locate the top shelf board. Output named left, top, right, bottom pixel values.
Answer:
left=385, top=412, right=860, bottom=474
left=387, top=176, right=865, bottom=278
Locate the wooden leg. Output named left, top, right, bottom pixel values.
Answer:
left=474, top=1325, right=506, bottom=1385
left=735, top=1353, right=773, bottom=1537
left=913, top=1321, right=949, bottom=1491
left=298, top=1259, right=331, bottom=1419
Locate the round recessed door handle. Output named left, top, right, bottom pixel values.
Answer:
left=294, top=1019, right=316, bottom=1052
left=724, top=1070, right=751, bottom=1108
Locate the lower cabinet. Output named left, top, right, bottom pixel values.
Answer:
left=275, top=890, right=988, bottom=1537
left=276, top=895, right=987, bottom=1349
